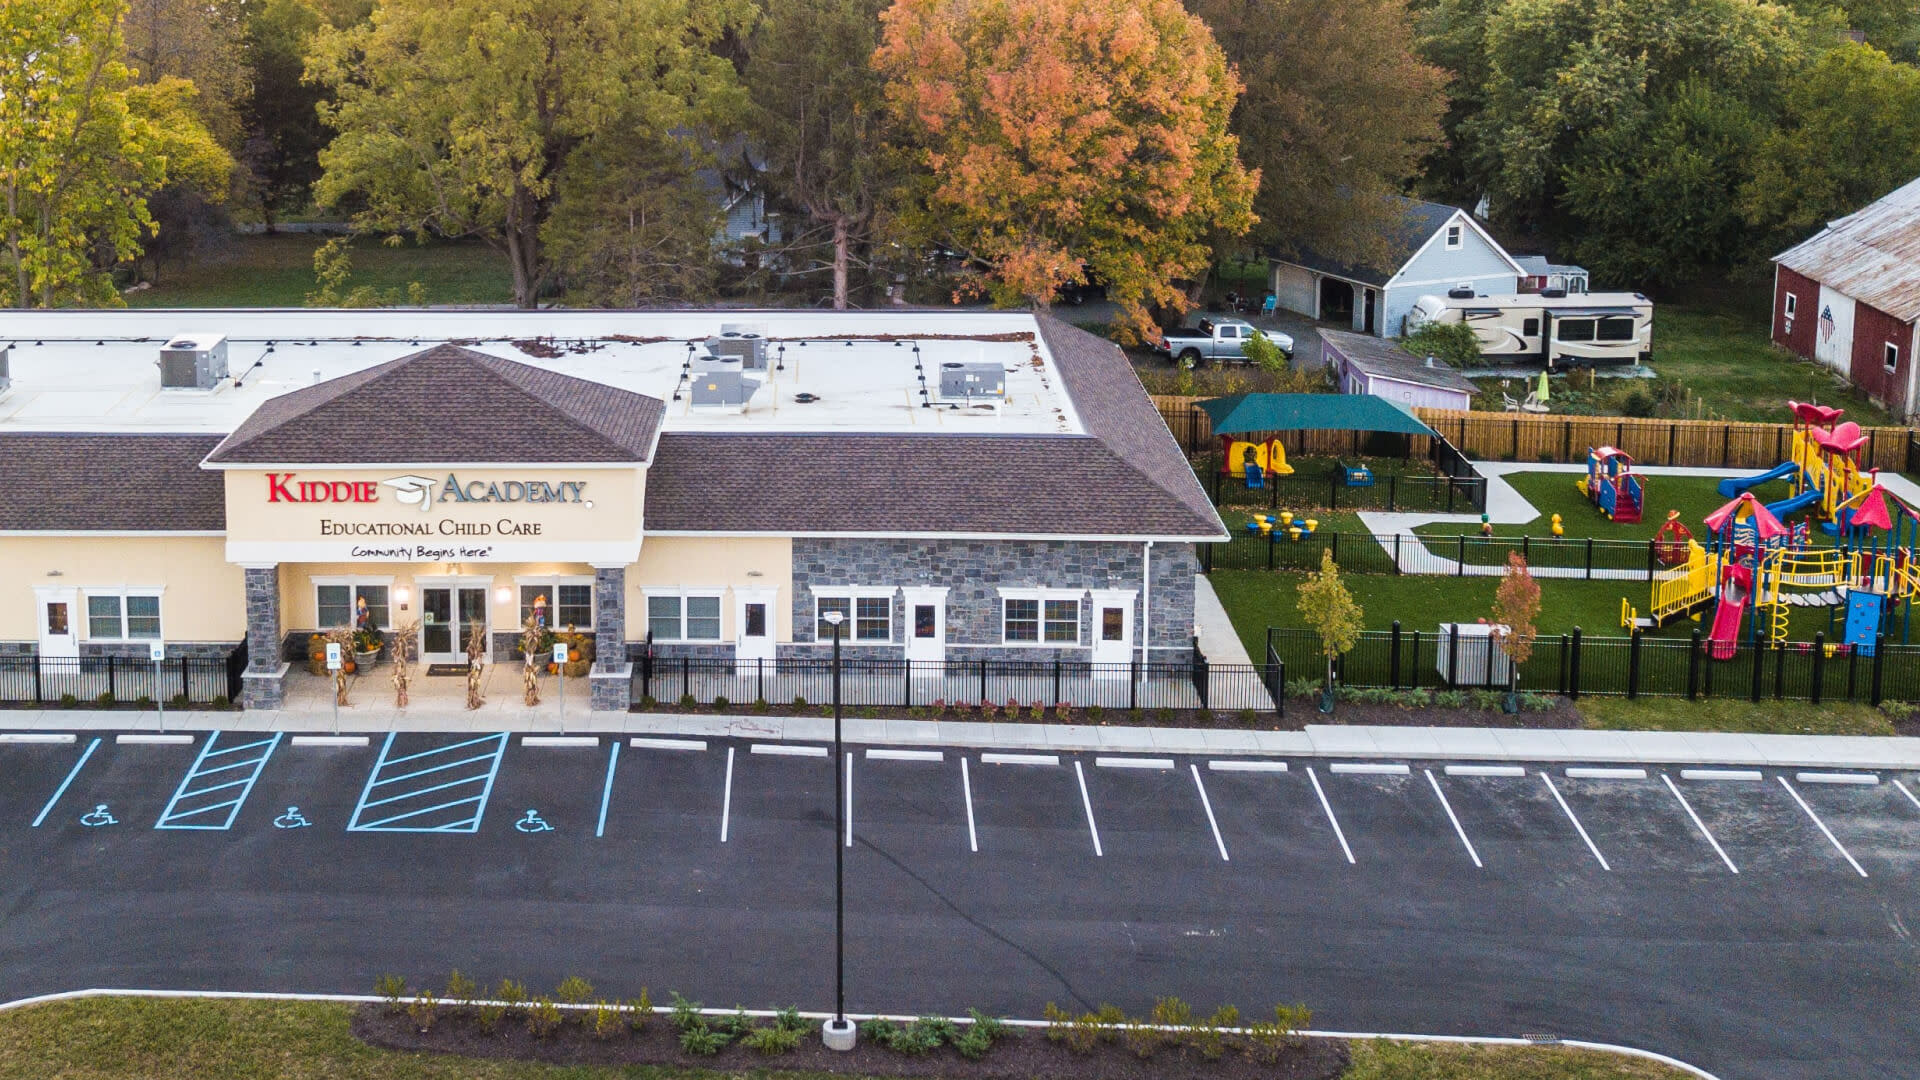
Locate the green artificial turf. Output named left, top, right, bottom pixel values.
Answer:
left=1414, top=471, right=1792, bottom=541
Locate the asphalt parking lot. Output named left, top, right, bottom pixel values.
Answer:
left=1, top=730, right=1916, bottom=1080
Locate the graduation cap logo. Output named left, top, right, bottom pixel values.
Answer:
left=381, top=474, right=439, bottom=512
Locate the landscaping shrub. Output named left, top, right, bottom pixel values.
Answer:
left=1517, top=691, right=1555, bottom=712
left=210, top=694, right=230, bottom=708
left=712, top=695, right=730, bottom=711
left=555, top=975, right=593, bottom=1005
left=588, top=1000, right=621, bottom=1040
left=58, top=693, right=77, bottom=708
left=791, top=695, right=808, bottom=708
left=742, top=1024, right=801, bottom=1055
left=494, top=978, right=528, bottom=1019
left=1285, top=676, right=1319, bottom=699
left=624, top=988, right=652, bottom=1032
left=406, top=991, right=440, bottom=1033
left=677, top=692, right=696, bottom=709
left=1402, top=321, right=1483, bottom=369
left=525, top=997, right=563, bottom=1039
left=168, top=693, right=189, bottom=707
left=668, top=993, right=704, bottom=1033
left=94, top=691, right=114, bottom=707
left=374, top=975, right=407, bottom=1013
left=679, top=1022, right=731, bottom=1055
left=775, top=1006, right=807, bottom=1033
left=443, top=970, right=476, bottom=1013
left=1469, top=689, right=1502, bottom=711
left=1433, top=689, right=1469, bottom=709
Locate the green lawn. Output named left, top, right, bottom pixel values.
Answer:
left=1576, top=697, right=1896, bottom=737
left=1468, top=305, right=1899, bottom=426
left=1414, top=471, right=1788, bottom=541
left=128, top=233, right=512, bottom=308
left=0, top=997, right=1693, bottom=1080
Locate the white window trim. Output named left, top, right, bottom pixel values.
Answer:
left=642, top=586, right=725, bottom=643
left=997, top=587, right=1087, bottom=647
left=811, top=586, right=897, bottom=643
left=80, top=586, right=166, bottom=642
left=1784, top=293, right=1797, bottom=318
left=513, top=575, right=596, bottom=630
left=312, top=576, right=397, bottom=631
left=1444, top=224, right=1463, bottom=250
left=1886, top=341, right=1900, bottom=373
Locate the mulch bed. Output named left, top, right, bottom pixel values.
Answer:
left=353, top=1007, right=1349, bottom=1080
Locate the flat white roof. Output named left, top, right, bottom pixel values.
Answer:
left=0, top=308, right=1082, bottom=437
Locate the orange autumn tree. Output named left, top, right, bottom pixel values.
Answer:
left=873, top=0, right=1257, bottom=343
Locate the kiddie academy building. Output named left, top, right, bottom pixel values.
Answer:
left=0, top=310, right=1224, bottom=711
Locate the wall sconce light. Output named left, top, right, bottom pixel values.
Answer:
left=495, top=585, right=513, bottom=604
left=394, top=585, right=411, bottom=606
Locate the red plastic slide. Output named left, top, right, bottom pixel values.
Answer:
left=1705, top=567, right=1750, bottom=660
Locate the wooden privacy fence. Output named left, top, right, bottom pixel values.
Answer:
left=1150, top=396, right=1920, bottom=472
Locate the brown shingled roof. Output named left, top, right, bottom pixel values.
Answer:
left=0, top=433, right=225, bottom=531
left=205, top=343, right=665, bottom=465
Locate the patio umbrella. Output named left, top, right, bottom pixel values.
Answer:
left=1536, top=370, right=1550, bottom=402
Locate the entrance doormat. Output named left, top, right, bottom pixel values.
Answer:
left=425, top=664, right=471, bottom=677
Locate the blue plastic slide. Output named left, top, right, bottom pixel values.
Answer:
left=1717, top=461, right=1798, bottom=498
left=1766, top=487, right=1822, bottom=519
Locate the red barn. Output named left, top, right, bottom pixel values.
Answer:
left=1771, top=176, right=1920, bottom=419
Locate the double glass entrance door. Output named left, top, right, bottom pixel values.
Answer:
left=422, top=587, right=488, bottom=662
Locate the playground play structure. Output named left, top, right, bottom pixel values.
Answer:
left=1580, top=446, right=1643, bottom=524
left=1244, top=512, right=1319, bottom=542
left=1619, top=402, right=1920, bottom=656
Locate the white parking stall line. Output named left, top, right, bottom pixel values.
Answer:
left=118, top=734, right=194, bottom=745
left=290, top=735, right=368, bottom=748
left=719, top=747, right=735, bottom=843
left=1680, top=769, right=1763, bottom=781
left=844, top=752, right=853, bottom=849
left=1189, top=764, right=1229, bottom=862
left=1074, top=761, right=1104, bottom=857
left=523, top=736, right=599, bottom=748
left=1778, top=777, right=1868, bottom=878
left=1305, top=767, right=1355, bottom=865
left=751, top=743, right=828, bottom=758
left=630, top=737, right=707, bottom=752
left=1541, top=772, right=1610, bottom=871
left=1095, top=757, right=1175, bottom=770
left=1566, top=767, right=1647, bottom=780
left=1660, top=773, right=1738, bottom=874
left=1208, top=760, right=1288, bottom=772
left=0, top=734, right=76, bottom=744
left=866, top=749, right=943, bottom=762
left=1329, top=762, right=1410, bottom=775
left=1443, top=764, right=1524, bottom=778
left=1795, top=772, right=1879, bottom=786
left=1424, top=769, right=1481, bottom=869
left=982, top=753, right=1058, bottom=766
left=1895, top=779, right=1920, bottom=812
left=960, top=757, right=979, bottom=853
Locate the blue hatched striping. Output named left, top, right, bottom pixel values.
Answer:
left=347, top=732, right=509, bottom=833
left=154, top=733, right=283, bottom=831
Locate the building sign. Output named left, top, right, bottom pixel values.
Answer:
left=266, top=472, right=592, bottom=511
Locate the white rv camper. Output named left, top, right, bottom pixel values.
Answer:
left=1406, top=290, right=1653, bottom=369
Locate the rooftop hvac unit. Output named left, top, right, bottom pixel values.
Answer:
left=159, top=333, right=229, bottom=390
left=0, top=343, right=9, bottom=394
left=709, top=326, right=769, bottom=371
left=938, top=361, right=1005, bottom=400
left=1435, top=622, right=1512, bottom=687
left=690, top=368, right=764, bottom=408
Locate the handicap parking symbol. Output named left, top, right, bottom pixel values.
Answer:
left=80, top=804, right=118, bottom=828
left=274, top=806, right=312, bottom=829
left=514, top=809, right=554, bottom=834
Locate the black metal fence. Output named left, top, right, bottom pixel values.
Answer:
left=632, top=654, right=1284, bottom=715
left=1265, top=624, right=1917, bottom=704
left=1206, top=529, right=1671, bottom=578
left=0, top=652, right=245, bottom=706
left=1207, top=461, right=1486, bottom=514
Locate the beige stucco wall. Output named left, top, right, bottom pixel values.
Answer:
left=630, top=536, right=794, bottom=642
left=2, top=535, right=244, bottom=642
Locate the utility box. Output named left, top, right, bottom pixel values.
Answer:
left=159, top=334, right=229, bottom=390
left=1435, top=622, right=1512, bottom=687
left=939, top=361, right=1004, bottom=400
left=707, top=327, right=769, bottom=371
left=690, top=368, right=763, bottom=408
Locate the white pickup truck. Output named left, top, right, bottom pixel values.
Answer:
left=1153, top=318, right=1294, bottom=369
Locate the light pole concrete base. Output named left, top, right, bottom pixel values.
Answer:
left=822, top=1017, right=857, bottom=1051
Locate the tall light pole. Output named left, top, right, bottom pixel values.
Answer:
left=820, top=610, right=856, bottom=1051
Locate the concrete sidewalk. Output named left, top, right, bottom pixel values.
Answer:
left=4, top=707, right=1917, bottom=771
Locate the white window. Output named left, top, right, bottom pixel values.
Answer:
left=1445, top=224, right=1463, bottom=250
left=313, top=577, right=393, bottom=630
left=998, top=589, right=1084, bottom=646
left=1886, top=342, right=1900, bottom=373
left=1784, top=293, right=1797, bottom=320
left=813, top=588, right=894, bottom=642
left=515, top=576, right=594, bottom=630
left=644, top=590, right=723, bottom=642
left=84, top=590, right=163, bottom=641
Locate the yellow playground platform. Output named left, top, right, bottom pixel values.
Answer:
left=1622, top=539, right=1920, bottom=638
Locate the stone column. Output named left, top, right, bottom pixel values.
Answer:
left=240, top=565, right=289, bottom=710
left=590, top=565, right=631, bottom=711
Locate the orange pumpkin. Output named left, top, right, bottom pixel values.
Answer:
left=342, top=660, right=357, bottom=674
left=568, top=648, right=582, bottom=662
left=547, top=662, right=559, bottom=674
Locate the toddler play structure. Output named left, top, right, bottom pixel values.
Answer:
left=1245, top=512, right=1318, bottom=542
left=1223, top=436, right=1294, bottom=489
left=1652, top=510, right=1693, bottom=566
left=1715, top=401, right=1875, bottom=525
left=1580, top=446, right=1643, bottom=524
left=1621, top=485, right=1920, bottom=657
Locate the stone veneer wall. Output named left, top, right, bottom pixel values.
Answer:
left=242, top=566, right=286, bottom=709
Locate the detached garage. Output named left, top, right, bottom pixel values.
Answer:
left=1772, top=176, right=1920, bottom=419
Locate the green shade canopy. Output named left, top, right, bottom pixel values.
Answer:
left=1195, top=393, right=1439, bottom=438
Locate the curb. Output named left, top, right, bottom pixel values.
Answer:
left=0, top=988, right=1722, bottom=1079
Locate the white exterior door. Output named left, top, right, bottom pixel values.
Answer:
left=420, top=584, right=488, bottom=664
left=734, top=587, right=777, bottom=675
left=902, top=587, right=949, bottom=666
left=1088, top=589, right=1136, bottom=676
left=35, top=587, right=78, bottom=660
left=1814, top=285, right=1855, bottom=373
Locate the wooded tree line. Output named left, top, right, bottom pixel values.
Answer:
left=5, top=0, right=1918, bottom=323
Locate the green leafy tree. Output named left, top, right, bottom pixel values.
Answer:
left=1401, top=319, right=1483, bottom=369
left=0, top=0, right=225, bottom=306
left=1741, top=43, right=1920, bottom=244
left=308, top=0, right=753, bottom=308
left=1185, top=0, right=1446, bottom=271
left=241, top=0, right=332, bottom=228
left=1296, top=548, right=1363, bottom=713
left=1490, top=551, right=1539, bottom=712
left=541, top=129, right=723, bottom=306
left=874, top=0, right=1258, bottom=344
left=745, top=0, right=898, bottom=309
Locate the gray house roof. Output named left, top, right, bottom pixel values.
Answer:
left=0, top=433, right=226, bottom=531
left=205, top=344, right=666, bottom=465
left=1773, top=174, right=1920, bottom=323
left=1321, top=329, right=1477, bottom=394
left=1270, top=198, right=1464, bottom=287
left=644, top=318, right=1226, bottom=539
